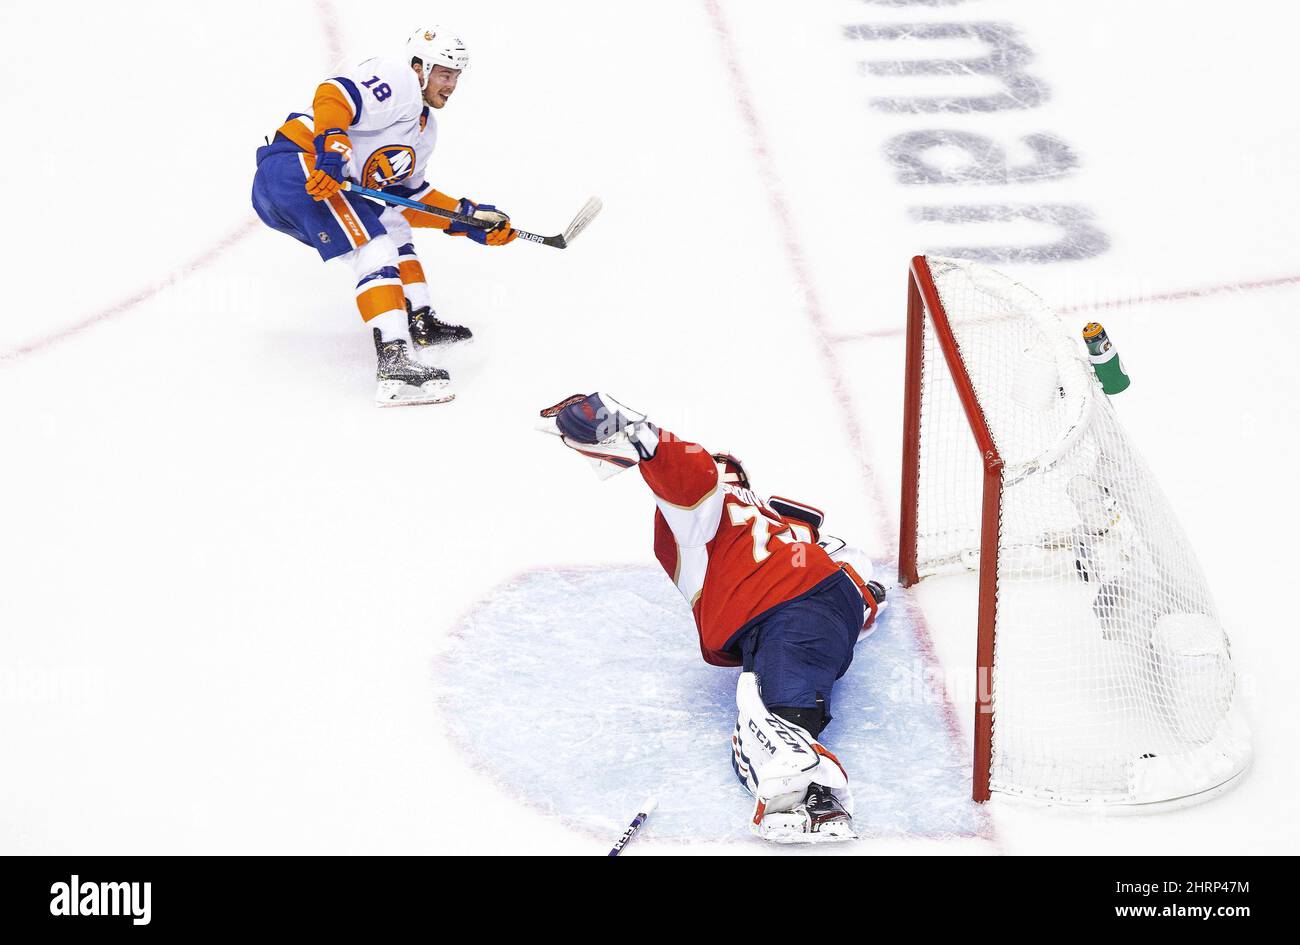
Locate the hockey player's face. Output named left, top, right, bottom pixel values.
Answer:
left=423, top=66, right=460, bottom=109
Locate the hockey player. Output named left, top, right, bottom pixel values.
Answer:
left=251, top=26, right=516, bottom=406
left=541, top=393, right=886, bottom=843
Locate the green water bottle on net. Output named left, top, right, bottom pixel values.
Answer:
left=1082, top=322, right=1131, bottom=395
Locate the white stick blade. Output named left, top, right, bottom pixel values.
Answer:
left=562, top=196, right=603, bottom=245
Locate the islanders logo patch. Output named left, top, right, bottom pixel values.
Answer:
left=362, top=145, right=417, bottom=188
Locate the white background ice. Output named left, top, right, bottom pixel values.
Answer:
left=0, top=0, right=1295, bottom=854
left=438, top=564, right=988, bottom=845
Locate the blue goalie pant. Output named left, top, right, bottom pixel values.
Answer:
left=737, top=569, right=862, bottom=736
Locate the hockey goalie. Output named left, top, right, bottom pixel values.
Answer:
left=541, top=393, right=886, bottom=843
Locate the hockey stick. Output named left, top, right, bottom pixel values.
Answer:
left=607, top=797, right=657, bottom=856
left=341, top=183, right=602, bottom=249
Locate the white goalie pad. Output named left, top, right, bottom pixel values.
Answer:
left=731, top=673, right=853, bottom=841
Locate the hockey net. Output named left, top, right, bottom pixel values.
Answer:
left=900, top=255, right=1250, bottom=806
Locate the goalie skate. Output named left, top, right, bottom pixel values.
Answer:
left=756, top=783, right=857, bottom=844
left=373, top=328, right=455, bottom=407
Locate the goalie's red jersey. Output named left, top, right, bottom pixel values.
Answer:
left=639, top=431, right=843, bottom=667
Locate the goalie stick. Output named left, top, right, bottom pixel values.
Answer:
left=341, top=183, right=602, bottom=249
left=607, top=797, right=657, bottom=856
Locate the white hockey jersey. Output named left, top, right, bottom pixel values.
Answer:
left=270, top=54, right=439, bottom=199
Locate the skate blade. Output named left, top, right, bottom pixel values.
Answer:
left=759, top=826, right=859, bottom=844
left=413, top=336, right=475, bottom=350
left=755, top=813, right=858, bottom=844
left=375, top=380, right=456, bottom=407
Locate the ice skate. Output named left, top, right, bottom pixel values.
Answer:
left=756, top=783, right=857, bottom=844
left=374, top=327, right=455, bottom=407
left=407, top=300, right=473, bottom=348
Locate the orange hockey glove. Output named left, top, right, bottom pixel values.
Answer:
left=446, top=199, right=518, bottom=246
left=305, top=129, right=352, bottom=201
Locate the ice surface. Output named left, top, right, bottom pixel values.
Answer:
left=1, top=0, right=1296, bottom=854
left=437, top=565, right=989, bottom=846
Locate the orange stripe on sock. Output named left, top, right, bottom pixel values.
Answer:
left=398, top=259, right=426, bottom=286
left=356, top=283, right=404, bottom=323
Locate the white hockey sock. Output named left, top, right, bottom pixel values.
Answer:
left=403, top=281, right=432, bottom=312
left=370, top=307, right=409, bottom=344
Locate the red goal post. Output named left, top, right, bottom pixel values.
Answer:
left=900, top=255, right=1002, bottom=802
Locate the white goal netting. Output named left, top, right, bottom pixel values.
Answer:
left=912, top=256, right=1251, bottom=806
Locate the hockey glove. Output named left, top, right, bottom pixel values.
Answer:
left=769, top=496, right=823, bottom=542
left=540, top=392, right=660, bottom=476
left=306, top=129, right=352, bottom=201
left=446, top=198, right=518, bottom=246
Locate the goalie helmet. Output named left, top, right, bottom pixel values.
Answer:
left=407, top=26, right=470, bottom=89
left=712, top=452, right=750, bottom=490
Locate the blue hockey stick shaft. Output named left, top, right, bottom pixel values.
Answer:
left=340, top=182, right=583, bottom=248
left=342, top=182, right=488, bottom=228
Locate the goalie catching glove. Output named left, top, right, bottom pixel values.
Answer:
left=540, top=392, right=660, bottom=475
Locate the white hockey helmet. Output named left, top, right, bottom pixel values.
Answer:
left=407, top=26, right=470, bottom=88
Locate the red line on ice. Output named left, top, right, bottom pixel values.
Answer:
left=827, top=271, right=1300, bottom=343
left=314, top=0, right=345, bottom=64
left=0, top=0, right=344, bottom=365
left=700, top=0, right=991, bottom=838
left=0, top=220, right=258, bottom=363
left=700, top=0, right=888, bottom=533
left=1057, top=271, right=1300, bottom=313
